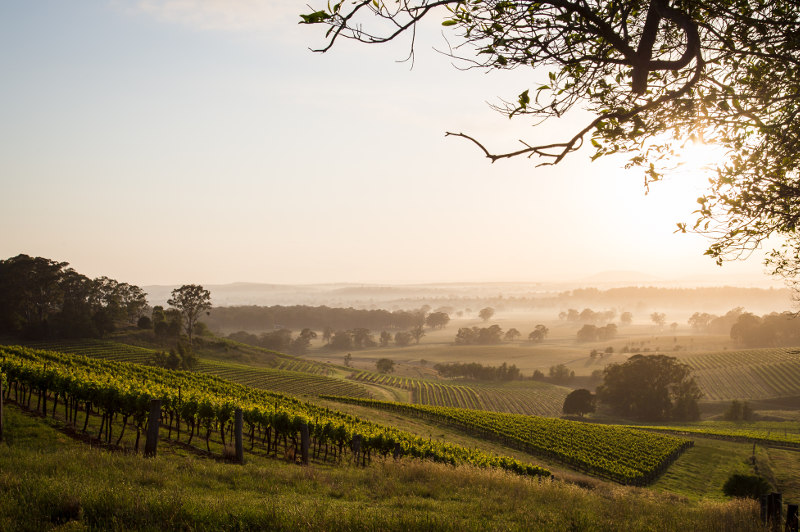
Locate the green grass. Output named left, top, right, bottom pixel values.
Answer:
left=650, top=439, right=766, bottom=501
left=0, top=406, right=766, bottom=531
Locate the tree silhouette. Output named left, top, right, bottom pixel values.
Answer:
left=303, top=1, right=800, bottom=277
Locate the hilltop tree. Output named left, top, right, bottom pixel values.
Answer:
left=302, top=2, right=800, bottom=280
left=168, top=285, right=211, bottom=345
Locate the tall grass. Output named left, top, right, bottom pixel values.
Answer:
left=0, top=406, right=764, bottom=531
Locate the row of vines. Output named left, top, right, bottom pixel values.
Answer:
left=323, top=396, right=692, bottom=486
left=349, top=371, right=567, bottom=416
left=0, top=346, right=549, bottom=477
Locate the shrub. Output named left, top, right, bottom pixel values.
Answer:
left=722, top=474, right=771, bottom=499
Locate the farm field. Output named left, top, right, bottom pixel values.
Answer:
left=678, top=347, right=800, bottom=402
left=349, top=370, right=569, bottom=416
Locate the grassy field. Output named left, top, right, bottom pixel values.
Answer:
left=0, top=406, right=768, bottom=531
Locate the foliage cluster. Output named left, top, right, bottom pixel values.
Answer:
left=597, top=354, right=702, bottom=421
left=434, top=361, right=521, bottom=382
left=0, top=254, right=147, bottom=339
left=576, top=323, right=618, bottom=342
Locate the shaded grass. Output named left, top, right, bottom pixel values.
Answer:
left=0, top=406, right=766, bottom=531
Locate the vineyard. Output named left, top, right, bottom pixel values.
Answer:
left=349, top=371, right=569, bottom=417
left=627, top=421, right=800, bottom=447
left=0, top=346, right=550, bottom=478
left=11, top=339, right=359, bottom=398
left=680, top=348, right=800, bottom=401
left=19, top=338, right=331, bottom=375
left=195, top=359, right=372, bottom=399
left=323, top=396, right=691, bottom=485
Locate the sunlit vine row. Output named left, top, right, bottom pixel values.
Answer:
left=322, top=396, right=691, bottom=485
left=0, top=346, right=549, bottom=477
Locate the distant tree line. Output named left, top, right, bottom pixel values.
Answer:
left=205, top=305, right=430, bottom=333
left=688, top=307, right=800, bottom=347
left=0, top=254, right=147, bottom=339
left=455, top=324, right=549, bottom=345
left=729, top=311, right=800, bottom=347
left=434, top=361, right=521, bottom=381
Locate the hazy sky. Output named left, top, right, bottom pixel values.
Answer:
left=0, top=1, right=779, bottom=287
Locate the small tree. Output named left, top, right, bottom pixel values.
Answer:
left=379, top=331, right=392, bottom=347
left=723, top=474, right=771, bottom=500
left=528, top=324, right=549, bottom=342
left=478, top=307, right=495, bottom=322
left=619, top=312, right=633, bottom=326
left=394, top=331, right=412, bottom=347
left=167, top=285, right=211, bottom=345
left=563, top=389, right=596, bottom=417
left=376, top=358, right=395, bottom=373
left=504, top=328, right=520, bottom=342
left=425, top=312, right=450, bottom=330
left=650, top=312, right=667, bottom=329
left=343, top=353, right=352, bottom=367
left=410, top=325, right=425, bottom=344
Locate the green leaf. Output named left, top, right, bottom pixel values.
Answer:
left=442, top=19, right=458, bottom=26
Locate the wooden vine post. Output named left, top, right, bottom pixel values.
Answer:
left=0, top=372, right=4, bottom=442
left=787, top=504, right=799, bottom=532
left=300, top=422, right=310, bottom=465
left=144, top=399, right=161, bottom=458
left=352, top=434, right=362, bottom=465
left=234, top=408, right=244, bottom=464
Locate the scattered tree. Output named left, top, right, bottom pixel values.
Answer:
left=376, top=358, right=395, bottom=373
left=478, top=307, right=495, bottom=322
left=425, top=311, right=450, bottom=330
left=503, top=328, right=520, bottom=342
left=528, top=324, right=549, bottom=342
left=549, top=364, right=575, bottom=384
left=379, top=330, right=392, bottom=347
left=343, top=352, right=352, bottom=367
left=394, top=331, right=413, bottom=347
left=596, top=354, right=702, bottom=421
left=650, top=312, right=667, bottom=329
left=410, top=325, right=426, bottom=344
left=454, top=325, right=503, bottom=345
left=563, top=389, right=596, bottom=417
left=723, top=400, right=756, bottom=422
left=619, top=312, right=633, bottom=326
left=168, top=284, right=212, bottom=345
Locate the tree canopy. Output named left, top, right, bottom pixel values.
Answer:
left=0, top=254, right=147, bottom=339
left=168, top=284, right=212, bottom=345
left=596, top=354, right=701, bottom=421
left=302, top=1, right=800, bottom=277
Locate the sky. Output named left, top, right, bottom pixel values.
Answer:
left=0, top=0, right=780, bottom=287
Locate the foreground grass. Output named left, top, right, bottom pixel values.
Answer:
left=0, top=406, right=765, bottom=531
